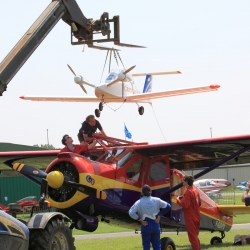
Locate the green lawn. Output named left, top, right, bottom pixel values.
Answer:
left=74, top=229, right=250, bottom=250
left=73, top=190, right=250, bottom=249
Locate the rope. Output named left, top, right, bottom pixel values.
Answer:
left=99, top=48, right=127, bottom=83
left=100, top=50, right=110, bottom=83
left=113, top=50, right=120, bottom=67
left=109, top=49, right=113, bottom=73
left=151, top=104, right=167, bottom=142
left=105, top=102, right=126, bottom=112
left=116, top=50, right=126, bottom=70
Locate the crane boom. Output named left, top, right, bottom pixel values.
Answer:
left=0, top=0, right=125, bottom=95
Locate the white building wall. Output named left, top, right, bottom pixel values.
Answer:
left=182, top=163, right=250, bottom=186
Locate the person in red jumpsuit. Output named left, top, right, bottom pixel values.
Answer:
left=60, top=134, right=97, bottom=154
left=177, top=175, right=201, bottom=250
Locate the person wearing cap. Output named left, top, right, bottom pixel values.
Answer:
left=242, top=180, right=250, bottom=206
left=129, top=184, right=171, bottom=250
left=60, top=134, right=97, bottom=154
left=77, top=115, right=107, bottom=144
left=176, top=175, right=201, bottom=250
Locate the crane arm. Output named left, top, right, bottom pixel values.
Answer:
left=0, top=0, right=122, bottom=95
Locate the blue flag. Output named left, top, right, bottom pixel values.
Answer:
left=124, top=124, right=132, bottom=139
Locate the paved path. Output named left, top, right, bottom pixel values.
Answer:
left=231, top=223, right=250, bottom=230
left=75, top=223, right=250, bottom=240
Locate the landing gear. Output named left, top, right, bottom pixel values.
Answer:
left=138, top=106, right=144, bottom=115
left=210, top=232, right=225, bottom=245
left=99, top=102, right=104, bottom=111
left=95, top=109, right=100, bottom=118
left=161, top=237, right=176, bottom=250
left=210, top=236, right=222, bottom=245
left=95, top=102, right=104, bottom=117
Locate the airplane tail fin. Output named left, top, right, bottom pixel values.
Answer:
left=143, top=74, right=153, bottom=93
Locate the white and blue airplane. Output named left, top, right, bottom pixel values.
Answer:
left=20, top=65, right=220, bottom=117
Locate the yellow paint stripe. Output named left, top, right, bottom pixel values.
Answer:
left=13, top=163, right=25, bottom=172
left=79, top=173, right=170, bottom=192
left=49, top=173, right=170, bottom=209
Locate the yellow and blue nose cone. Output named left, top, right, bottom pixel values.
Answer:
left=47, top=171, right=64, bottom=189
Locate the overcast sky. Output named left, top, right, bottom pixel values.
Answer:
left=1, top=0, right=250, bottom=148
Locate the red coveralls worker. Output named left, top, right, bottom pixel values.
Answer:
left=60, top=134, right=97, bottom=154
left=177, top=175, right=201, bottom=250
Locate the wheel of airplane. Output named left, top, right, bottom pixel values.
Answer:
left=99, top=102, right=104, bottom=111
left=95, top=109, right=101, bottom=118
left=161, top=237, right=176, bottom=250
left=138, top=106, right=144, bottom=115
left=210, top=236, right=222, bottom=245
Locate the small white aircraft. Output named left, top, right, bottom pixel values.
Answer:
left=20, top=65, right=220, bottom=117
left=194, top=179, right=231, bottom=193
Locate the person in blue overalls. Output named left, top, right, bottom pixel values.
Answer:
left=129, top=185, right=171, bottom=250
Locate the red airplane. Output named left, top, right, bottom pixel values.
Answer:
left=1, top=134, right=250, bottom=249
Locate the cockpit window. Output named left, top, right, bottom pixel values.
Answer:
left=118, top=152, right=134, bottom=167
left=104, top=149, right=121, bottom=161
left=126, top=158, right=143, bottom=181
left=105, top=72, right=117, bottom=83
left=94, top=149, right=134, bottom=167
left=149, top=160, right=167, bottom=181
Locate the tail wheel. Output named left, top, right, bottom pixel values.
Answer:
left=210, top=236, right=222, bottom=245
left=138, top=106, right=144, bottom=115
left=161, top=237, right=176, bottom=250
left=95, top=109, right=101, bottom=117
left=29, top=218, right=75, bottom=250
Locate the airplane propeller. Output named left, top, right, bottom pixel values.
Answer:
left=67, top=64, right=88, bottom=94
left=4, top=160, right=107, bottom=200
left=107, top=65, right=136, bottom=86
left=123, top=65, right=136, bottom=74
left=67, top=64, right=77, bottom=76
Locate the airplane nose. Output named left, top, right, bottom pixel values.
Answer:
left=47, top=171, right=64, bottom=189
left=74, top=75, right=83, bottom=83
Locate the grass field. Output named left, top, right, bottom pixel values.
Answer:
left=72, top=190, right=250, bottom=249
left=74, top=229, right=250, bottom=250
left=73, top=210, right=250, bottom=249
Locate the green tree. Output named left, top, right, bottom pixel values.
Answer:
left=33, top=144, right=56, bottom=149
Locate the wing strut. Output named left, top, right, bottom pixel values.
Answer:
left=165, top=145, right=250, bottom=195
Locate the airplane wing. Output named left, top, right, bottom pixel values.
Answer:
left=218, top=205, right=250, bottom=216
left=135, top=134, right=250, bottom=170
left=0, top=150, right=60, bottom=169
left=20, top=84, right=219, bottom=103
left=19, top=96, right=149, bottom=103
left=125, top=85, right=220, bottom=102
left=0, top=150, right=60, bottom=185
left=20, top=96, right=101, bottom=102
